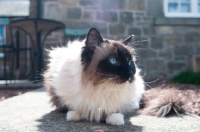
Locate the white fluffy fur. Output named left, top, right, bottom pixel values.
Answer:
left=47, top=40, right=145, bottom=124
left=106, top=113, right=124, bottom=125
left=66, top=111, right=81, bottom=121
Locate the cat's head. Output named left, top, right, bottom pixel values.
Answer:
left=81, top=28, right=137, bottom=85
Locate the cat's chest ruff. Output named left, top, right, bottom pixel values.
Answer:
left=72, top=82, right=135, bottom=111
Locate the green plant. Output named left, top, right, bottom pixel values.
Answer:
left=171, top=71, right=200, bottom=85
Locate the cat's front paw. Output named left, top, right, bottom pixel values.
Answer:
left=66, top=111, right=81, bottom=121
left=106, top=113, right=124, bottom=125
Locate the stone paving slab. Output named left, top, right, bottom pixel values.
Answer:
left=0, top=88, right=200, bottom=132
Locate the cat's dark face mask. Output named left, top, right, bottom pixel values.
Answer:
left=81, top=28, right=136, bottom=84
left=97, top=43, right=136, bottom=84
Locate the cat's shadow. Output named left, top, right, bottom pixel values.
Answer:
left=36, top=110, right=143, bottom=132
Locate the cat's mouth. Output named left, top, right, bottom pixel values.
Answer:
left=128, top=76, right=134, bottom=83
left=115, top=75, right=134, bottom=84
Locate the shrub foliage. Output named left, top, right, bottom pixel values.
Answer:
left=172, top=71, right=200, bottom=85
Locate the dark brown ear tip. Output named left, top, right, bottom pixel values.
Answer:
left=89, top=27, right=98, bottom=30
left=128, top=35, right=134, bottom=39
left=88, top=28, right=99, bottom=33
left=123, top=35, right=134, bottom=45
left=86, top=27, right=103, bottom=46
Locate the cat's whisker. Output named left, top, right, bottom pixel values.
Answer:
left=134, top=48, right=149, bottom=51
left=98, top=77, right=119, bottom=99
left=103, top=82, right=113, bottom=98
left=88, top=68, right=117, bottom=77
left=110, top=81, right=120, bottom=94
left=101, top=77, right=118, bottom=88
left=98, top=79, right=112, bottom=98
left=144, top=82, right=152, bottom=89
left=131, top=39, right=150, bottom=45
left=140, top=71, right=146, bottom=78
left=88, top=76, right=118, bottom=83
left=131, top=43, right=147, bottom=47
left=130, top=40, right=156, bottom=53
left=131, top=44, right=149, bottom=49
left=105, top=79, right=120, bottom=98
left=88, top=79, right=107, bottom=82
left=145, top=79, right=160, bottom=84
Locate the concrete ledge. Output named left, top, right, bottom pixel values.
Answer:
left=0, top=80, right=42, bottom=90
left=0, top=88, right=200, bottom=132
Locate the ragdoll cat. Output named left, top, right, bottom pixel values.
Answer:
left=43, top=28, right=145, bottom=125
left=140, top=83, right=200, bottom=117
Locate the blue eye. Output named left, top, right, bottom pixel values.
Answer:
left=109, top=58, right=117, bottom=65
left=128, top=60, right=131, bottom=66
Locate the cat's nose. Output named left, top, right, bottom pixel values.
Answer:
left=126, top=67, right=136, bottom=76
left=126, top=70, right=132, bottom=75
left=126, top=70, right=134, bottom=78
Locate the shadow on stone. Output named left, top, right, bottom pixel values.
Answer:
left=36, top=110, right=143, bottom=132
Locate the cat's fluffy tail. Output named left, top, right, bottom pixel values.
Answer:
left=139, top=84, right=200, bottom=117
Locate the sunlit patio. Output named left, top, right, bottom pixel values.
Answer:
left=0, top=0, right=200, bottom=131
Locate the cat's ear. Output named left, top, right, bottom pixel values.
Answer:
left=123, top=35, right=134, bottom=45
left=86, top=28, right=103, bottom=46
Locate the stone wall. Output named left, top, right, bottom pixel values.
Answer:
left=41, top=0, right=200, bottom=80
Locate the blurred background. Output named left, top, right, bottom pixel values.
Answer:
left=0, top=0, right=200, bottom=88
